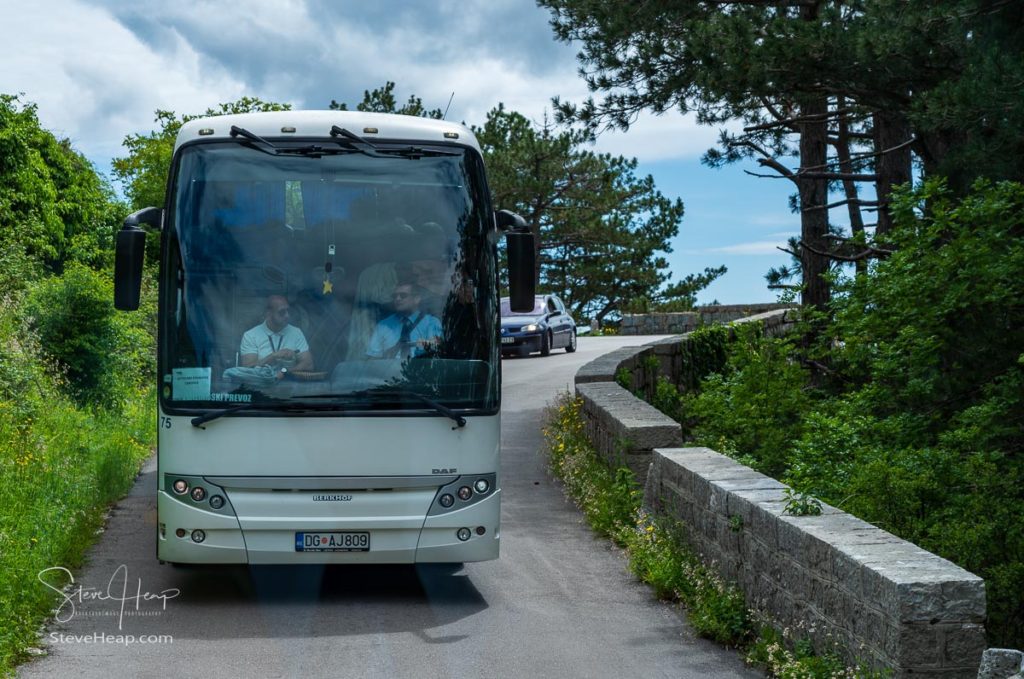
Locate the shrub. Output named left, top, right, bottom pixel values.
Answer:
left=25, top=264, right=152, bottom=410
left=683, top=324, right=814, bottom=477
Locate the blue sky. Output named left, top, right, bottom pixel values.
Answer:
left=1, top=0, right=799, bottom=304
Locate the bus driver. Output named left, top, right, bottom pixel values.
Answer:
left=239, top=295, right=314, bottom=379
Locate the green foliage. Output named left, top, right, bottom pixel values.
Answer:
left=651, top=376, right=685, bottom=423
left=782, top=488, right=823, bottom=517
left=747, top=624, right=890, bottom=679
left=674, top=180, right=1024, bottom=646
left=330, top=81, right=443, bottom=119
left=545, top=396, right=640, bottom=537
left=683, top=324, right=813, bottom=476
left=0, top=287, right=154, bottom=671
left=0, top=100, right=157, bottom=674
left=678, top=324, right=731, bottom=391
left=475, top=104, right=717, bottom=325
left=0, top=94, right=123, bottom=285
left=26, top=264, right=153, bottom=410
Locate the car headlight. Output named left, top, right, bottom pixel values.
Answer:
left=524, top=324, right=538, bottom=332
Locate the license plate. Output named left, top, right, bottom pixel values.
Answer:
left=501, top=337, right=515, bottom=344
left=295, top=532, right=370, bottom=552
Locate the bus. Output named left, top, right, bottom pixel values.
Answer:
left=114, top=110, right=535, bottom=565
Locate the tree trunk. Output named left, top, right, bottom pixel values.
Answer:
left=835, top=98, right=867, bottom=276
left=799, top=95, right=831, bottom=310
left=873, top=110, right=913, bottom=237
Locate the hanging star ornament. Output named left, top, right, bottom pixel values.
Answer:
left=322, top=278, right=333, bottom=295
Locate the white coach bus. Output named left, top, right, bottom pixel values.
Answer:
left=114, top=110, right=534, bottom=565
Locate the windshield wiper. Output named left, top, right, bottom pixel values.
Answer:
left=229, top=125, right=282, bottom=156
left=401, top=391, right=467, bottom=429
left=302, top=389, right=467, bottom=429
left=329, top=126, right=388, bottom=157
left=276, top=144, right=355, bottom=158
left=328, top=126, right=460, bottom=159
left=191, top=400, right=348, bottom=429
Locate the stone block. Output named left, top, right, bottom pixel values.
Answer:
left=977, top=649, right=1024, bottom=679
left=897, top=624, right=943, bottom=669
left=942, top=624, right=985, bottom=667
left=748, top=500, right=786, bottom=550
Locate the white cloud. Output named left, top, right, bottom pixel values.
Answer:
left=1, top=0, right=249, bottom=169
left=589, top=111, right=723, bottom=163
left=707, top=240, right=792, bottom=256
left=1, top=0, right=732, bottom=181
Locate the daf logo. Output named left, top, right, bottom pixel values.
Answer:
left=432, top=468, right=456, bottom=474
left=312, top=494, right=353, bottom=502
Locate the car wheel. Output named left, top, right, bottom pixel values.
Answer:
left=540, top=331, right=551, bottom=356
left=565, top=329, right=577, bottom=353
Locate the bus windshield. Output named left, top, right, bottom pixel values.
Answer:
left=160, top=141, right=498, bottom=414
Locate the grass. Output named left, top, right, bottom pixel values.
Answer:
left=0, top=388, right=154, bottom=673
left=543, top=392, right=887, bottom=678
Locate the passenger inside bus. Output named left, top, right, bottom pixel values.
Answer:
left=365, top=282, right=441, bottom=359
left=237, top=294, right=314, bottom=378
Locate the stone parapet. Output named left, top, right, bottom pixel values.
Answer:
left=569, top=308, right=988, bottom=676
left=643, top=448, right=986, bottom=677
left=574, top=381, right=682, bottom=487
left=620, top=303, right=793, bottom=335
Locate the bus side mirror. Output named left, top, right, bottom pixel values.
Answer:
left=114, top=207, right=161, bottom=311
left=506, top=231, right=535, bottom=313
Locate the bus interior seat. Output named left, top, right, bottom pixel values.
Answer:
left=292, top=266, right=351, bottom=372
left=346, top=261, right=397, bottom=360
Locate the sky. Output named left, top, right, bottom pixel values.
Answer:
left=0, top=0, right=800, bottom=304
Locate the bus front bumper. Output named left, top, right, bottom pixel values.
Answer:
left=157, top=487, right=500, bottom=565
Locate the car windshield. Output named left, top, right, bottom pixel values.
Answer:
left=500, top=298, right=545, bottom=316
left=160, top=141, right=498, bottom=413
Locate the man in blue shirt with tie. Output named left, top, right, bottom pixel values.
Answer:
left=366, top=283, right=442, bottom=359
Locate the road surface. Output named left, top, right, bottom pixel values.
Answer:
left=20, top=335, right=757, bottom=678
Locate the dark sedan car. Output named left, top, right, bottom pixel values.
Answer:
left=500, top=294, right=577, bottom=357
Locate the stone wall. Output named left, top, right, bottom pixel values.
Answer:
left=619, top=303, right=793, bottom=335
left=572, top=309, right=989, bottom=676
left=644, top=448, right=986, bottom=676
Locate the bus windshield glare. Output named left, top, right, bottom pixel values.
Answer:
left=160, top=141, right=498, bottom=414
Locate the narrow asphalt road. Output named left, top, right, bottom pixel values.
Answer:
left=19, top=336, right=758, bottom=678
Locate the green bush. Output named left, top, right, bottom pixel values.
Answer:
left=25, top=264, right=152, bottom=410
left=674, top=180, right=1024, bottom=647
left=0, top=288, right=155, bottom=671
left=683, top=324, right=814, bottom=477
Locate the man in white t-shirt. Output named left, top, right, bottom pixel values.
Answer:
left=239, top=295, right=314, bottom=379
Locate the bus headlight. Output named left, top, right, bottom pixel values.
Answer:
left=191, top=529, right=206, bottom=543
left=209, top=495, right=225, bottom=509
left=190, top=486, right=206, bottom=502
left=456, top=527, right=471, bottom=542
left=172, top=479, right=189, bottom=495
left=439, top=494, right=454, bottom=508
left=474, top=479, right=490, bottom=494
left=457, top=486, right=472, bottom=501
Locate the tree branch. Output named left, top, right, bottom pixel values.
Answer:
left=798, top=238, right=894, bottom=262
left=802, top=197, right=882, bottom=213
left=744, top=106, right=863, bottom=134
